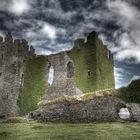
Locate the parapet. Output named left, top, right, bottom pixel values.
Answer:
left=29, top=46, right=36, bottom=59
left=14, top=39, right=20, bottom=46
left=0, top=32, right=36, bottom=59
left=74, top=38, right=85, bottom=50
left=87, top=31, right=98, bottom=41
left=30, top=46, right=35, bottom=54
left=0, top=36, right=3, bottom=43
left=21, top=39, right=28, bottom=46
left=5, top=32, right=13, bottom=43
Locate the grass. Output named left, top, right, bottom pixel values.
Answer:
left=0, top=122, right=140, bottom=140
left=19, top=56, right=47, bottom=115
left=117, top=79, right=140, bottom=104
left=38, top=89, right=119, bottom=107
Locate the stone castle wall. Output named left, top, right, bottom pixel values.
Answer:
left=68, top=31, right=115, bottom=93
left=44, top=52, right=82, bottom=100
left=0, top=33, right=35, bottom=117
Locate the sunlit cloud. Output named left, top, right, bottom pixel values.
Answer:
left=41, top=23, right=57, bottom=39
left=10, top=0, right=31, bottom=15
left=0, top=0, right=31, bottom=15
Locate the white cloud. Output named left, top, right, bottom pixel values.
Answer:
left=10, top=0, right=31, bottom=15
left=106, top=0, right=140, bottom=64
left=41, top=23, right=57, bottom=39
left=114, top=67, right=132, bottom=88
left=41, top=0, right=77, bottom=21
left=0, top=0, right=31, bottom=15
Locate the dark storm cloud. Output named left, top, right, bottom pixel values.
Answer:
left=0, top=0, right=140, bottom=88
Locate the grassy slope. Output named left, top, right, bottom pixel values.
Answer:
left=19, top=56, right=47, bottom=115
left=0, top=122, right=140, bottom=140
left=117, top=79, right=140, bottom=103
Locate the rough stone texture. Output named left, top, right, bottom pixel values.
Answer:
left=44, top=52, right=83, bottom=100
left=68, top=31, right=115, bottom=93
left=31, top=96, right=128, bottom=122
left=0, top=33, right=35, bottom=117
left=127, top=103, right=140, bottom=122
left=0, top=31, right=115, bottom=118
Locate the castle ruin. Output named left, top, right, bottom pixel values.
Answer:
left=0, top=31, right=115, bottom=118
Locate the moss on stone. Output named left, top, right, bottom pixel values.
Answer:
left=95, top=38, right=115, bottom=90
left=19, top=56, right=47, bottom=115
left=68, top=34, right=115, bottom=93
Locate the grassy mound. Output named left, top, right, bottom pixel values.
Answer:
left=117, top=79, right=140, bottom=104
left=38, top=89, right=118, bottom=107
left=38, top=78, right=140, bottom=107
left=19, top=56, right=47, bottom=115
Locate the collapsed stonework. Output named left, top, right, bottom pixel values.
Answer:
left=0, top=32, right=35, bottom=118
left=31, top=96, right=140, bottom=122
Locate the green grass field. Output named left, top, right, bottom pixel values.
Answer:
left=0, top=122, right=140, bottom=140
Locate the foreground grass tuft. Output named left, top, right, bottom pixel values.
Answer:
left=0, top=122, right=140, bottom=140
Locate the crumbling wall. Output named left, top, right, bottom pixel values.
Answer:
left=44, top=52, right=81, bottom=101
left=68, top=31, right=115, bottom=93
left=95, top=36, right=115, bottom=90
left=0, top=33, right=35, bottom=117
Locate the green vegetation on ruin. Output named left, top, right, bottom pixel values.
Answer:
left=37, top=78, right=140, bottom=106
left=0, top=122, right=140, bottom=140
left=68, top=36, right=115, bottom=93
left=95, top=38, right=115, bottom=90
left=68, top=46, right=96, bottom=93
left=19, top=56, right=47, bottom=115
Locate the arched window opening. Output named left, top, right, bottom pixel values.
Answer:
left=67, top=61, right=74, bottom=78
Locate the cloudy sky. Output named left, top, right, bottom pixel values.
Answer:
left=0, top=0, right=140, bottom=88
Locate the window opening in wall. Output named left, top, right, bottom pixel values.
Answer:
left=87, top=70, right=91, bottom=76
left=67, top=61, right=74, bottom=78
left=1, top=54, right=3, bottom=60
left=48, top=62, right=51, bottom=69
left=21, top=74, right=24, bottom=86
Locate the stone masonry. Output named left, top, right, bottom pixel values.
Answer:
left=0, top=32, right=35, bottom=118
left=44, top=52, right=83, bottom=100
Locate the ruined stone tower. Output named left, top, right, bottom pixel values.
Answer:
left=44, top=31, right=114, bottom=100
left=0, top=33, right=35, bottom=117
left=44, top=52, right=82, bottom=100
left=68, top=31, right=115, bottom=92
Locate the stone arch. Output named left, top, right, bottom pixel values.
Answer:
left=67, top=61, right=74, bottom=78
